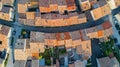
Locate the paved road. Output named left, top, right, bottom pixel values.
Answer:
left=0, top=6, right=119, bottom=33
left=0, top=15, right=107, bottom=33
left=91, top=39, right=105, bottom=67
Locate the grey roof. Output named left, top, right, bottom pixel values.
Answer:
left=78, top=13, right=86, bottom=18
left=18, top=0, right=30, bottom=4
left=96, top=25, right=103, bottom=31
left=30, top=32, right=45, bottom=43
left=80, top=29, right=90, bottom=41
left=32, top=60, right=39, bottom=67
left=0, top=25, right=10, bottom=35
left=19, top=13, right=26, bottom=19
left=97, top=57, right=113, bottom=67
left=69, top=31, right=81, bottom=40
left=1, top=6, right=10, bottom=13
left=97, top=0, right=107, bottom=7
left=15, top=39, right=30, bottom=49
left=14, top=60, right=26, bottom=67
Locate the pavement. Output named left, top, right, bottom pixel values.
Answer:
left=91, top=39, right=105, bottom=67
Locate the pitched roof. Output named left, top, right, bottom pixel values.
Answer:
left=45, top=33, right=56, bottom=39
left=30, top=32, right=45, bottom=43
left=102, top=21, right=112, bottom=29
left=0, top=25, right=10, bottom=35
left=69, top=31, right=81, bottom=40
left=58, top=0, right=67, bottom=6
left=97, top=57, right=113, bottom=67
left=97, top=0, right=107, bottom=7
left=38, top=0, right=49, bottom=7
left=18, top=0, right=30, bottom=4
left=1, top=6, right=10, bottom=13
left=18, top=13, right=26, bottom=19
left=85, top=27, right=97, bottom=34
left=79, top=30, right=90, bottom=41
left=66, top=0, right=75, bottom=7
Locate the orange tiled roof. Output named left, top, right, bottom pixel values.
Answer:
left=97, top=30, right=104, bottom=37
left=81, top=1, right=91, bottom=11
left=66, top=0, right=76, bottom=11
left=0, top=25, right=10, bottom=51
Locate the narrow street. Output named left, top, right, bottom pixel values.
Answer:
left=6, top=26, right=22, bottom=67
left=0, top=6, right=119, bottom=33
left=91, top=39, right=105, bottom=67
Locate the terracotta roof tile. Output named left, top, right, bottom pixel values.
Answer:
left=38, top=0, right=49, bottom=7
left=45, top=33, right=56, bottom=39
left=69, top=31, right=81, bottom=40
left=26, top=19, right=35, bottom=26
left=64, top=32, right=71, bottom=40
left=102, top=21, right=112, bottom=29
left=58, top=0, right=67, bottom=6
left=26, top=12, right=35, bottom=19
left=66, top=0, right=75, bottom=7
left=49, top=0, right=58, bottom=4
left=91, top=7, right=102, bottom=20
left=85, top=27, right=97, bottom=34
left=97, top=30, right=103, bottom=37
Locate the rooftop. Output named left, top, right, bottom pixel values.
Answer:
left=15, top=39, right=30, bottom=49
left=74, top=60, right=85, bottom=67
left=97, top=57, right=119, bottom=67
left=69, top=31, right=81, bottom=40
left=102, top=21, right=112, bottom=29
left=14, top=60, right=26, bottom=67
left=1, top=6, right=10, bottom=13
left=30, top=32, right=45, bottom=43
